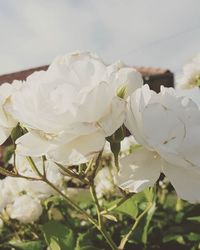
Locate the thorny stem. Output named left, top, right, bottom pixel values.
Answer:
left=88, top=151, right=118, bottom=249
left=29, top=155, right=117, bottom=250
left=89, top=174, right=118, bottom=250
left=45, top=175, right=118, bottom=250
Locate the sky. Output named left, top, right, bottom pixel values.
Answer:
left=0, top=0, right=200, bottom=76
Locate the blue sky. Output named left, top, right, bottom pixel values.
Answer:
left=0, top=0, right=200, bottom=75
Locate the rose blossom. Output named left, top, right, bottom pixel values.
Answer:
left=176, top=54, right=200, bottom=108
left=6, top=195, right=43, bottom=223
left=0, top=155, right=64, bottom=222
left=116, top=84, right=200, bottom=203
left=177, top=54, right=200, bottom=89
left=0, top=81, right=22, bottom=144
left=8, top=51, right=143, bottom=165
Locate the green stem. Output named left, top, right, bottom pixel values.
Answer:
left=27, top=156, right=43, bottom=177
left=46, top=178, right=118, bottom=250
left=114, top=153, right=119, bottom=172
left=13, top=152, right=18, bottom=174
left=55, top=162, right=89, bottom=185
left=100, top=227, right=119, bottom=250
left=27, top=154, right=117, bottom=250
left=84, top=158, right=94, bottom=175
left=89, top=150, right=103, bottom=180
left=119, top=203, right=152, bottom=250
left=44, top=178, right=96, bottom=224
left=90, top=180, right=118, bottom=250
left=90, top=182, right=102, bottom=226
left=42, top=156, right=46, bottom=178
left=0, top=166, right=42, bottom=181
left=87, top=151, right=118, bottom=250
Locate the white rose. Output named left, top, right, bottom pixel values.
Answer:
left=177, top=54, right=200, bottom=89
left=116, top=84, right=200, bottom=203
left=6, top=194, right=43, bottom=223
left=9, top=51, right=142, bottom=165
left=176, top=87, right=200, bottom=108
left=176, top=54, right=200, bottom=109
left=1, top=177, right=25, bottom=205
left=0, top=81, right=22, bottom=144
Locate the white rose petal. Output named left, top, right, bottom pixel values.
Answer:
left=163, top=161, right=200, bottom=203
left=116, top=147, right=161, bottom=192
left=0, top=82, right=21, bottom=144
left=7, top=195, right=43, bottom=223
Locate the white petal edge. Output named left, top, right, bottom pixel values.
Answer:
left=47, top=131, right=105, bottom=165
left=16, top=132, right=51, bottom=157
left=98, top=96, right=126, bottom=137
left=163, top=160, right=200, bottom=203
left=116, top=147, right=161, bottom=192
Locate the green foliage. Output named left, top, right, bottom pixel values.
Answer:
left=1, top=184, right=200, bottom=250
left=187, top=216, right=200, bottom=222
left=42, top=220, right=75, bottom=250
left=75, top=230, right=102, bottom=250
left=9, top=240, right=43, bottom=250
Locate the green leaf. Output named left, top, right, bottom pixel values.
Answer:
left=44, top=196, right=63, bottom=209
left=186, top=232, right=200, bottom=242
left=187, top=216, right=200, bottom=222
left=163, top=234, right=185, bottom=244
left=42, top=220, right=75, bottom=250
left=102, top=213, right=118, bottom=222
left=143, top=188, right=154, bottom=202
left=9, top=240, right=43, bottom=250
left=129, top=202, right=156, bottom=244
left=114, top=197, right=138, bottom=218
left=141, top=202, right=156, bottom=244
left=106, top=189, right=154, bottom=218
left=75, top=230, right=102, bottom=250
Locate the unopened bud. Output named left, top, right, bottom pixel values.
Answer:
left=11, top=124, right=24, bottom=143
left=106, top=126, right=126, bottom=171
left=106, top=126, right=126, bottom=144
left=117, top=85, right=127, bottom=99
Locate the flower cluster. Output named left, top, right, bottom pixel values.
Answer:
left=177, top=54, right=200, bottom=89
left=0, top=156, right=63, bottom=222
left=0, top=51, right=200, bottom=226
